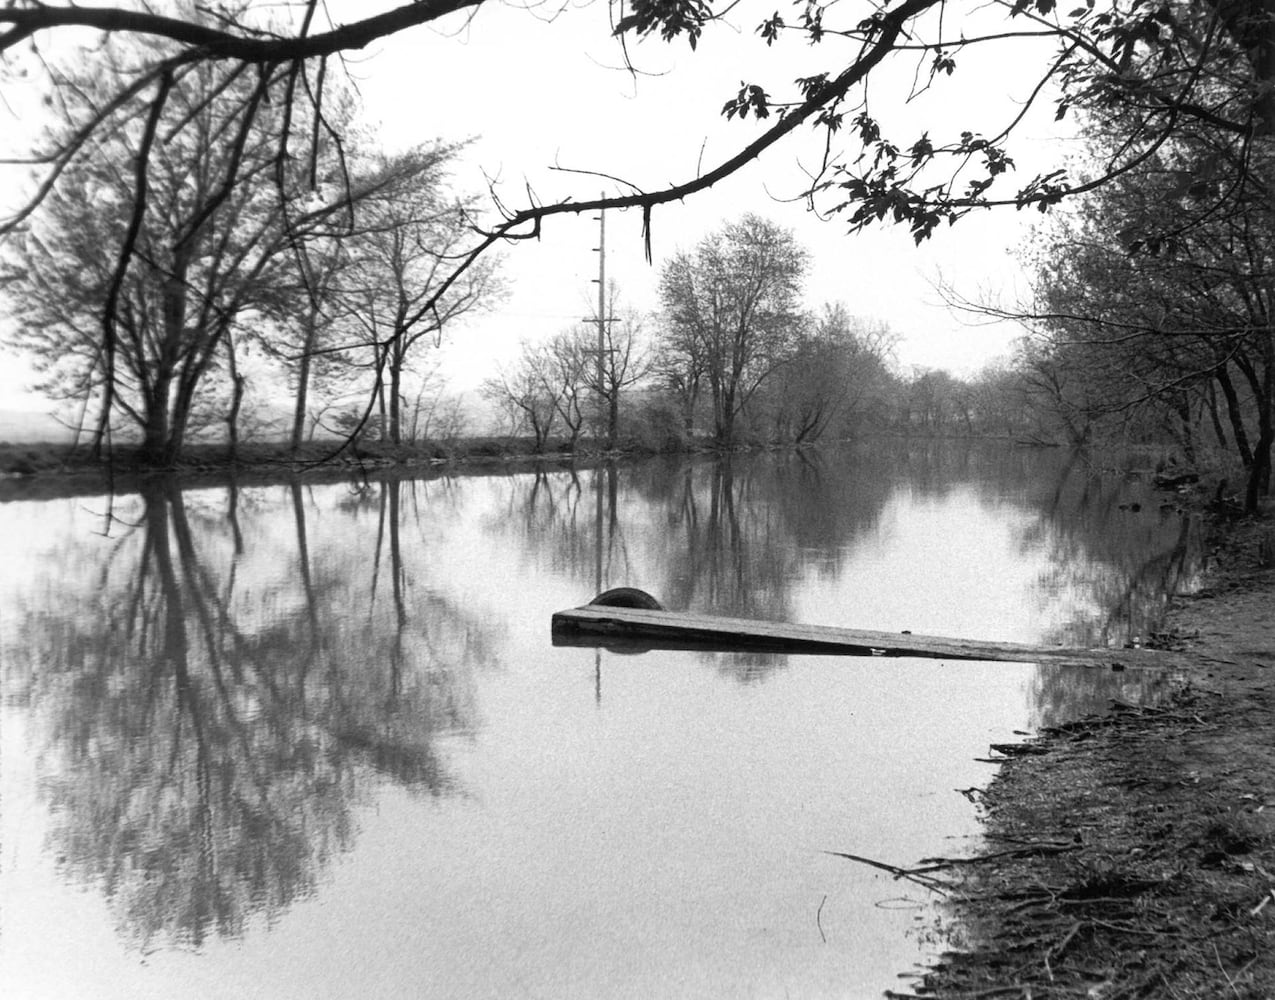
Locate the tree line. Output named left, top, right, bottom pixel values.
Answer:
left=477, top=211, right=1071, bottom=452
left=481, top=214, right=898, bottom=452
left=977, top=0, right=1275, bottom=512
left=1, top=0, right=1273, bottom=516
left=0, top=7, right=499, bottom=466
left=0, top=43, right=1025, bottom=467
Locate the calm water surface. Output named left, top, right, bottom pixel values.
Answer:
left=0, top=443, right=1200, bottom=999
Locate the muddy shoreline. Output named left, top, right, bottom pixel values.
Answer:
left=903, top=511, right=1275, bottom=999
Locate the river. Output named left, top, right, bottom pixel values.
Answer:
left=0, top=441, right=1201, bottom=999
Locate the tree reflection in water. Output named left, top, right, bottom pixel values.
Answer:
left=495, top=443, right=1201, bottom=700
left=5, top=475, right=485, bottom=951
left=1013, top=454, right=1205, bottom=728
left=0, top=445, right=1207, bottom=965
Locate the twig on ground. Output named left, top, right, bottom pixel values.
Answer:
left=823, top=850, right=952, bottom=892
left=1048, top=919, right=1084, bottom=963
left=918, top=843, right=1078, bottom=868
left=1213, top=941, right=1242, bottom=998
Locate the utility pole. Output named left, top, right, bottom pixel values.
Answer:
left=591, top=201, right=607, bottom=449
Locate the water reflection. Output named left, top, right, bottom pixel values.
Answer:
left=4, top=476, right=485, bottom=950
left=499, top=444, right=1200, bottom=695
left=0, top=442, right=1202, bottom=994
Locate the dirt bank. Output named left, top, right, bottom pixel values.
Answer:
left=899, top=510, right=1275, bottom=999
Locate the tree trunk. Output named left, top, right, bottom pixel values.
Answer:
left=1205, top=380, right=1230, bottom=453
left=389, top=358, right=403, bottom=446
left=716, top=383, right=736, bottom=448
left=165, top=380, right=196, bottom=467
left=607, top=387, right=620, bottom=450
left=1245, top=330, right=1274, bottom=513
left=225, top=336, right=245, bottom=464
left=1173, top=393, right=1197, bottom=466
left=291, top=307, right=318, bottom=455
left=1216, top=364, right=1254, bottom=467
left=141, top=373, right=172, bottom=466
left=1246, top=414, right=1271, bottom=513
left=226, top=370, right=245, bottom=463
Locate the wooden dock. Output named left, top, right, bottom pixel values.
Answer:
left=551, top=604, right=1185, bottom=670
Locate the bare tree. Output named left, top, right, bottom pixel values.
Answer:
left=652, top=311, right=708, bottom=440
left=588, top=288, right=654, bottom=450
left=272, top=228, right=353, bottom=454
left=330, top=144, right=499, bottom=446
left=764, top=304, right=897, bottom=444
left=481, top=342, right=560, bottom=452
left=404, top=368, right=469, bottom=447
left=492, top=303, right=653, bottom=455
left=657, top=215, right=807, bottom=448
left=0, top=36, right=346, bottom=463
left=543, top=329, right=592, bottom=451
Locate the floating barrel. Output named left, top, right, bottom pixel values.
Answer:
left=588, top=587, right=664, bottom=611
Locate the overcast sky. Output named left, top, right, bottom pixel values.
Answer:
left=0, top=0, right=1076, bottom=407
left=344, top=0, right=1071, bottom=387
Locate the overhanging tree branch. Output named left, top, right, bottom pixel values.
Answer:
left=0, top=1, right=487, bottom=61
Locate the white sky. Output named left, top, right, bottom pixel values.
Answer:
left=344, top=0, right=1070, bottom=389
left=0, top=0, right=1076, bottom=407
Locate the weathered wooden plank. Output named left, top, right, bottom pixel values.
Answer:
left=551, top=604, right=1182, bottom=670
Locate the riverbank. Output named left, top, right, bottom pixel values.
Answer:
left=904, top=509, right=1275, bottom=999
left=0, top=437, right=665, bottom=502
left=0, top=436, right=618, bottom=477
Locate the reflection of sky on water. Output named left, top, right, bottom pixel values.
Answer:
left=790, top=485, right=1159, bottom=644
left=0, top=445, right=1201, bottom=1000
left=1, top=653, right=1042, bottom=1000
left=791, top=479, right=1198, bottom=650
left=794, top=486, right=1073, bottom=641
